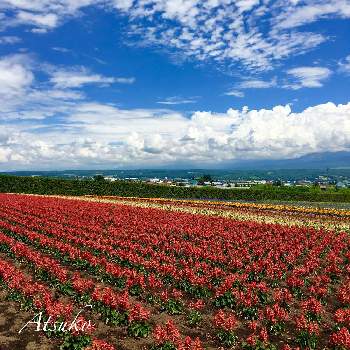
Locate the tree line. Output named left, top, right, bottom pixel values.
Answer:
left=1, top=174, right=350, bottom=203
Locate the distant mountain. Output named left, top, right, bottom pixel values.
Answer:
left=223, top=152, right=350, bottom=170
left=1, top=152, right=350, bottom=181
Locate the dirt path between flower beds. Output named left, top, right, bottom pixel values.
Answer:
left=0, top=290, right=61, bottom=350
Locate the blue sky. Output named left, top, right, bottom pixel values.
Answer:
left=0, top=0, right=350, bottom=170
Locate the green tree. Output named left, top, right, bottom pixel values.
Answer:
left=93, top=175, right=105, bottom=182
left=197, top=174, right=213, bottom=185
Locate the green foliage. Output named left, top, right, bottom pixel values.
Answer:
left=186, top=310, right=202, bottom=327
left=214, top=291, right=236, bottom=309
left=150, top=342, right=177, bottom=350
left=94, top=302, right=128, bottom=326
left=242, top=340, right=277, bottom=350
left=127, top=321, right=151, bottom=338
left=197, top=174, right=213, bottom=185
left=177, top=279, right=212, bottom=299
left=239, top=306, right=259, bottom=320
left=59, top=334, right=92, bottom=350
left=305, top=311, right=322, bottom=323
left=269, top=322, right=285, bottom=336
left=44, top=318, right=69, bottom=339
left=161, top=299, right=183, bottom=315
left=129, top=284, right=143, bottom=296
left=296, top=330, right=319, bottom=349
left=6, top=290, right=33, bottom=311
left=93, top=175, right=106, bottom=182
left=216, top=329, right=238, bottom=347
left=1, top=174, right=350, bottom=202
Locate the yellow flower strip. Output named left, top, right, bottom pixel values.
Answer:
left=88, top=195, right=350, bottom=218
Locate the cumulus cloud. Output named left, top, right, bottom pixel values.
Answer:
left=1, top=0, right=348, bottom=71
left=285, top=66, right=332, bottom=89
left=49, top=67, right=135, bottom=88
left=1, top=98, right=350, bottom=169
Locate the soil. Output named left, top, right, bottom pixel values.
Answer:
left=0, top=289, right=61, bottom=350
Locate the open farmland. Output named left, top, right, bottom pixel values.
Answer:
left=0, top=193, right=350, bottom=350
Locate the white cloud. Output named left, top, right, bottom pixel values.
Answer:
left=118, top=0, right=333, bottom=70
left=1, top=0, right=347, bottom=71
left=0, top=54, right=34, bottom=98
left=236, top=78, right=277, bottom=89
left=224, top=78, right=276, bottom=96
left=16, top=11, right=58, bottom=28
left=112, top=0, right=134, bottom=11
left=52, top=47, right=71, bottom=53
left=0, top=36, right=21, bottom=44
left=1, top=97, right=350, bottom=169
left=49, top=67, right=135, bottom=88
left=274, top=1, right=350, bottom=29
left=339, top=55, right=350, bottom=74
left=0, top=56, right=91, bottom=120
left=224, top=90, right=245, bottom=98
left=114, top=77, right=135, bottom=84
left=285, top=66, right=332, bottom=89
left=0, top=0, right=96, bottom=31
left=157, top=96, right=198, bottom=105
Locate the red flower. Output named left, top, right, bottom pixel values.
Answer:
left=330, top=327, right=350, bottom=349
left=87, top=339, right=116, bottom=350
left=128, top=303, right=150, bottom=322
left=259, top=327, right=269, bottom=342
left=213, top=310, right=237, bottom=332
left=188, top=299, right=205, bottom=310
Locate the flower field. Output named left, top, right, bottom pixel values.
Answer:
left=0, top=193, right=350, bottom=350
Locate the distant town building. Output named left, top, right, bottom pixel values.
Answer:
left=296, top=180, right=313, bottom=187
left=336, top=181, right=349, bottom=189
left=234, top=181, right=254, bottom=188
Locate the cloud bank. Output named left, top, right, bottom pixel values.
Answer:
left=1, top=92, right=350, bottom=169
